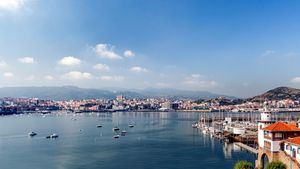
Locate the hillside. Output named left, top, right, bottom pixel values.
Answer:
left=248, top=86, right=300, bottom=102
left=0, top=86, right=229, bottom=100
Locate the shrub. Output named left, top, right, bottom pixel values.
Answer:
left=265, top=161, right=286, bottom=169
left=234, top=160, right=254, bottom=169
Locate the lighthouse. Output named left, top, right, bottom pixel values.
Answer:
left=257, top=106, right=275, bottom=148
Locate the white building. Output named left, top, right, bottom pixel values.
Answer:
left=284, top=137, right=300, bottom=165
left=257, top=108, right=275, bottom=149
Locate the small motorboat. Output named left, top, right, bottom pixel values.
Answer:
left=112, top=127, right=120, bottom=131
left=129, top=124, right=134, bottom=128
left=50, top=133, right=59, bottom=138
left=28, top=132, right=37, bottom=137
left=97, top=125, right=102, bottom=128
left=46, top=134, right=59, bottom=139
left=202, top=127, right=209, bottom=134
left=121, top=130, right=127, bottom=136
left=192, top=123, right=198, bottom=128
left=113, top=135, right=120, bottom=139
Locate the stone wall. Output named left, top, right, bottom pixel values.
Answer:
left=256, top=148, right=300, bottom=169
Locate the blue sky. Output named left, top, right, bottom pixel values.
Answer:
left=0, top=0, right=300, bottom=97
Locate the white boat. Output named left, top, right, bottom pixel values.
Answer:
left=202, top=127, right=209, bottom=134
left=50, top=133, right=59, bottom=138
left=28, top=132, right=37, bottom=137
left=97, top=125, right=102, bottom=128
left=112, top=127, right=120, bottom=131
left=192, top=123, right=198, bottom=128
left=202, top=129, right=208, bottom=134
left=129, top=124, right=134, bottom=128
left=208, top=127, right=215, bottom=133
left=113, top=135, right=120, bottom=139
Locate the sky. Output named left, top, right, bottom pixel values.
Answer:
left=0, top=0, right=300, bottom=98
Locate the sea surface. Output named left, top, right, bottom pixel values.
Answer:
left=0, top=111, right=256, bottom=169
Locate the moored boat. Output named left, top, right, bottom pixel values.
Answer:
left=113, top=135, right=120, bottom=139
left=112, top=127, right=120, bottom=131
left=28, top=132, right=37, bottom=137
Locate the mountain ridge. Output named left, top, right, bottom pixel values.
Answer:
left=248, top=86, right=300, bottom=102
left=0, top=86, right=231, bottom=100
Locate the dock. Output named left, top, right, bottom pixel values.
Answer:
left=234, top=142, right=258, bottom=154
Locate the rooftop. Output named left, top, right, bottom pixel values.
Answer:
left=286, top=137, right=300, bottom=146
left=263, top=121, right=300, bottom=132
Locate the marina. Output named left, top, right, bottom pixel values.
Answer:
left=0, top=111, right=256, bottom=169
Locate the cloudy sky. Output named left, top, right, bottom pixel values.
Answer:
left=0, top=0, right=300, bottom=97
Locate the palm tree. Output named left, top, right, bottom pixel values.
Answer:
left=234, top=160, right=254, bottom=169
left=265, top=161, right=286, bottom=169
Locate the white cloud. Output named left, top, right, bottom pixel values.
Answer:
left=124, top=50, right=135, bottom=58
left=45, top=75, right=54, bottom=80
left=130, top=66, right=148, bottom=73
left=183, top=74, right=217, bottom=88
left=291, top=77, right=300, bottom=83
left=0, top=0, right=26, bottom=11
left=3, top=72, right=14, bottom=79
left=94, top=44, right=122, bottom=60
left=93, top=63, right=109, bottom=71
left=63, top=71, right=92, bottom=80
left=191, top=74, right=201, bottom=78
left=261, top=50, right=275, bottom=57
left=58, top=56, right=81, bottom=66
left=0, top=60, right=7, bottom=68
left=100, top=75, right=124, bottom=81
left=18, top=57, right=35, bottom=64
left=25, top=75, right=35, bottom=81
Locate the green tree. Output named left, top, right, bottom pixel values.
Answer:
left=265, top=161, right=286, bottom=169
left=234, top=160, right=254, bottom=169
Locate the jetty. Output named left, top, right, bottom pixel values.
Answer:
left=234, top=142, right=258, bottom=154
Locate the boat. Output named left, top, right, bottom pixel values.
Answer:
left=202, top=126, right=209, bottom=134
left=208, top=127, right=215, bottom=134
left=50, top=133, right=59, bottom=138
left=28, top=132, right=37, bottom=137
left=113, top=135, right=120, bottom=139
left=112, top=127, right=120, bottom=131
left=121, top=130, right=127, bottom=136
left=97, top=125, right=102, bottom=128
left=46, top=134, right=59, bottom=139
left=129, top=124, right=134, bottom=128
left=192, top=123, right=198, bottom=128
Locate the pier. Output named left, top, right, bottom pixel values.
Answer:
left=234, top=142, right=258, bottom=154
left=197, top=111, right=300, bottom=123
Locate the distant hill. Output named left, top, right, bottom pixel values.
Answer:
left=248, top=86, right=300, bottom=102
left=134, top=88, right=233, bottom=100
left=0, top=86, right=231, bottom=100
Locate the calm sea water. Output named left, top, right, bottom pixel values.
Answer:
left=0, top=112, right=256, bottom=169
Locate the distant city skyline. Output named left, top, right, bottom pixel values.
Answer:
left=1, top=0, right=300, bottom=97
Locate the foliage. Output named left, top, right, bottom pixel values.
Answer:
left=234, top=160, right=254, bottom=169
left=265, top=161, right=286, bottom=169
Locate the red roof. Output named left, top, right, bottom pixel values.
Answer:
left=263, top=121, right=300, bottom=132
left=286, top=137, right=300, bottom=146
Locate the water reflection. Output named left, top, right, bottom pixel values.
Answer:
left=0, top=111, right=256, bottom=169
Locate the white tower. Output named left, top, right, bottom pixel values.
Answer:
left=257, top=106, right=275, bottom=148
